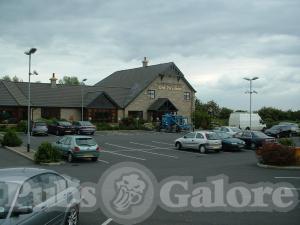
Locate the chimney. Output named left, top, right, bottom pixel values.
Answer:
left=50, top=73, right=57, bottom=88
left=142, top=57, right=148, bottom=67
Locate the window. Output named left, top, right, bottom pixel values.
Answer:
left=147, top=90, right=155, bottom=99
left=41, top=107, right=60, bottom=119
left=185, top=132, right=196, bottom=138
left=196, top=133, right=204, bottom=139
left=184, top=92, right=191, bottom=100
left=128, top=111, right=143, bottom=119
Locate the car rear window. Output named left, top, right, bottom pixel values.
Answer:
left=58, top=121, right=72, bottom=126
left=205, top=133, right=219, bottom=140
left=75, top=138, right=97, bottom=146
left=35, top=122, right=46, bottom=126
left=253, top=131, right=270, bottom=138
left=79, top=121, right=93, bottom=126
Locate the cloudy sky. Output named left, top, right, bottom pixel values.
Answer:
left=0, top=0, right=299, bottom=111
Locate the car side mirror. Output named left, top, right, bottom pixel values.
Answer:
left=12, top=206, right=33, bottom=216
left=183, top=136, right=187, bottom=139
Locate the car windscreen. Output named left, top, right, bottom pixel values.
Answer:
left=205, top=133, right=219, bottom=140
left=0, top=182, right=19, bottom=220
left=79, top=121, right=93, bottom=126
left=35, top=122, right=46, bottom=127
left=58, top=121, right=72, bottom=126
left=216, top=132, right=231, bottom=139
left=231, top=127, right=241, bottom=132
left=75, top=138, right=97, bottom=146
left=253, top=131, right=270, bottom=138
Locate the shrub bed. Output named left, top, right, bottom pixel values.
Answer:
left=256, top=143, right=296, bottom=166
left=34, top=142, right=62, bottom=164
left=278, top=138, right=295, bottom=147
left=1, top=130, right=22, bottom=147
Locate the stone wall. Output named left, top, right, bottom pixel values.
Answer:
left=125, top=75, right=195, bottom=121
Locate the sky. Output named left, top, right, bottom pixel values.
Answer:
left=0, top=0, right=299, bottom=111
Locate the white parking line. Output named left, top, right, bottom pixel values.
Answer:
left=97, top=159, right=110, bottom=164
left=105, top=143, right=178, bottom=159
left=101, top=218, right=113, bottom=225
left=152, top=141, right=173, bottom=146
left=102, top=150, right=146, bottom=161
left=275, top=177, right=300, bottom=179
left=130, top=142, right=172, bottom=150
left=283, top=187, right=300, bottom=191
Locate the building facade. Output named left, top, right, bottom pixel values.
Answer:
left=0, top=59, right=196, bottom=124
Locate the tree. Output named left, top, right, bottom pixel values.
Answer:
left=219, top=107, right=233, bottom=120
left=1, top=75, right=11, bottom=81
left=12, top=75, right=22, bottom=82
left=58, top=76, right=80, bottom=85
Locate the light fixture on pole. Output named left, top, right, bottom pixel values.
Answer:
left=24, top=48, right=37, bottom=152
left=243, top=76, right=259, bottom=130
left=81, top=78, right=87, bottom=121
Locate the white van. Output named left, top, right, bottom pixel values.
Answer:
left=229, top=112, right=266, bottom=131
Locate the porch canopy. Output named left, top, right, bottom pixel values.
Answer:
left=148, top=98, right=178, bottom=112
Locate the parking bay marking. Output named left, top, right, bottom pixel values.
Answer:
left=130, top=141, right=207, bottom=156
left=102, top=150, right=146, bottom=161
left=101, top=218, right=113, bottom=225
left=152, top=141, right=173, bottom=146
left=105, top=143, right=178, bottom=159
left=97, top=159, right=110, bottom=164
left=275, top=177, right=300, bottom=179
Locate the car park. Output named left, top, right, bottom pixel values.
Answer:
left=0, top=168, right=80, bottom=225
left=215, top=131, right=245, bottom=151
left=234, top=130, right=275, bottom=149
left=48, top=121, right=75, bottom=136
left=174, top=131, right=222, bottom=153
left=53, top=135, right=101, bottom=162
left=73, top=121, right=96, bottom=135
left=264, top=125, right=293, bottom=138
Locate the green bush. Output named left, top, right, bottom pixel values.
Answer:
left=278, top=138, right=295, bottom=147
left=96, top=123, right=114, bottom=130
left=258, top=143, right=296, bottom=166
left=34, top=142, right=62, bottom=163
left=16, top=120, right=27, bottom=132
left=2, top=130, right=22, bottom=147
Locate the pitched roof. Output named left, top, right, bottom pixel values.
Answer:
left=95, top=62, right=196, bottom=108
left=0, top=80, right=118, bottom=108
left=148, top=98, right=178, bottom=111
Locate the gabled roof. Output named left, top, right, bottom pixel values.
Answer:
left=95, top=62, right=196, bottom=108
left=148, top=98, right=178, bottom=111
left=0, top=80, right=118, bottom=108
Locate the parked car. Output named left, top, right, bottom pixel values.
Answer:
left=234, top=130, right=275, bottom=149
left=73, top=121, right=96, bottom=135
left=264, top=125, right=293, bottom=138
left=48, top=121, right=75, bottom=136
left=216, top=126, right=241, bottom=136
left=278, top=122, right=300, bottom=135
left=53, top=135, right=101, bottom=162
left=215, top=131, right=245, bottom=151
left=229, top=112, right=266, bottom=131
left=174, top=131, right=222, bottom=153
left=0, top=168, right=80, bottom=225
left=31, top=121, right=48, bottom=136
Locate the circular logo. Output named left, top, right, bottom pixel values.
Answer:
left=98, top=162, right=157, bottom=225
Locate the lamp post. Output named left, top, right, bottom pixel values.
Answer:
left=81, top=78, right=87, bottom=121
left=24, top=48, right=37, bottom=152
left=243, top=76, right=259, bottom=130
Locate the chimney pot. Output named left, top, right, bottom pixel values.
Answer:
left=142, top=57, right=148, bottom=67
left=50, top=73, right=57, bottom=88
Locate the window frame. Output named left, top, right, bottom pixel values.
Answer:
left=184, top=92, right=191, bottom=101
left=147, top=90, right=156, bottom=99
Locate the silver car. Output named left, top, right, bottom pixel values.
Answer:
left=0, top=168, right=80, bottom=225
left=175, top=131, right=222, bottom=153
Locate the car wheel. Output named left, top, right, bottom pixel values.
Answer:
left=91, top=157, right=98, bottom=162
left=56, top=130, right=60, bottom=136
left=288, top=132, right=292, bottom=137
left=77, top=130, right=81, bottom=135
left=91, top=132, right=95, bottom=135
left=67, top=153, right=74, bottom=163
left=199, top=145, right=207, bottom=154
left=214, top=149, right=220, bottom=153
left=276, top=134, right=280, bottom=139
left=175, top=142, right=182, bottom=150
left=251, top=143, right=256, bottom=150
left=65, top=206, right=79, bottom=225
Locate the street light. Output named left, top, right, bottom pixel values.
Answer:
left=24, top=48, right=37, bottom=152
left=243, top=76, right=259, bottom=130
left=81, top=78, right=87, bottom=121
